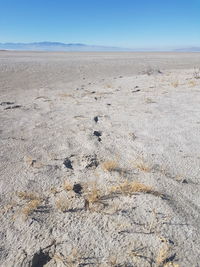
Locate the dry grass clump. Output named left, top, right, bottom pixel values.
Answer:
left=143, top=67, right=162, bottom=76
left=24, top=156, right=43, bottom=168
left=22, top=199, right=41, bottom=217
left=189, top=80, right=196, bottom=87
left=16, top=191, right=42, bottom=219
left=56, top=197, right=70, bottom=212
left=63, top=180, right=73, bottom=191
left=156, top=244, right=170, bottom=267
left=171, top=81, right=179, bottom=88
left=102, top=161, right=118, bottom=172
left=85, top=188, right=101, bottom=204
left=1, top=203, right=15, bottom=214
left=135, top=161, right=152, bottom=172
left=104, top=84, right=112, bottom=88
left=146, top=98, right=156, bottom=104
left=110, top=180, right=161, bottom=197
left=54, top=248, right=82, bottom=266
left=156, top=239, right=178, bottom=267
left=17, top=191, right=40, bottom=201
left=59, top=93, right=74, bottom=98
left=84, top=183, right=102, bottom=210
left=50, top=187, right=61, bottom=195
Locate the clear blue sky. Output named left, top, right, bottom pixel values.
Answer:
left=0, top=0, right=199, bottom=48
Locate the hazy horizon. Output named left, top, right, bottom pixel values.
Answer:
left=0, top=41, right=200, bottom=52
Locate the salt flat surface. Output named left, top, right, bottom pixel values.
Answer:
left=0, top=51, right=200, bottom=266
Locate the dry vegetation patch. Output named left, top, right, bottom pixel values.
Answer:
left=22, top=199, right=41, bottom=218
left=16, top=191, right=42, bottom=219
left=171, top=81, right=179, bottom=88
left=63, top=180, right=73, bottom=191
left=102, top=160, right=118, bottom=172
left=110, top=180, right=161, bottom=197
left=156, top=245, right=176, bottom=267
left=133, top=159, right=152, bottom=172
left=17, top=191, right=40, bottom=201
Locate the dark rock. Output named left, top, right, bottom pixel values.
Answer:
left=73, top=183, right=83, bottom=194
left=31, top=250, right=51, bottom=267
left=94, top=116, right=98, bottom=123
left=85, top=154, right=99, bottom=168
left=93, top=131, right=102, bottom=137
left=63, top=158, right=73, bottom=169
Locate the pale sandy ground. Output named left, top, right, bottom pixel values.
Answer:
left=0, top=51, right=200, bottom=267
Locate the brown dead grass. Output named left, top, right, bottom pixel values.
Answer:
left=17, top=191, right=40, bottom=201
left=59, top=93, right=74, bottom=98
left=83, top=183, right=103, bottom=211
left=171, top=81, right=179, bottom=88
left=156, top=238, right=178, bottom=267
left=110, top=180, right=161, bottom=197
left=85, top=188, right=101, bottom=204
left=102, top=161, right=118, bottom=172
left=24, top=156, right=43, bottom=168
left=156, top=244, right=170, bottom=266
left=1, top=203, right=15, bottom=214
left=63, top=180, right=73, bottom=191
left=134, top=161, right=152, bottom=172
left=189, top=80, right=196, bottom=87
left=22, top=199, right=41, bottom=217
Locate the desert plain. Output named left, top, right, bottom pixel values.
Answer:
left=0, top=51, right=200, bottom=266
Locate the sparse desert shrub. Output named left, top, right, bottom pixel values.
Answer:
left=156, top=244, right=170, bottom=267
left=1, top=203, right=15, bottom=214
left=102, top=161, right=118, bottom=172
left=110, top=180, right=161, bottom=197
left=171, top=81, right=179, bottom=88
left=83, top=182, right=103, bottom=210
left=59, top=93, right=74, bottom=98
left=193, top=68, right=200, bottom=79
left=50, top=187, right=60, bottom=195
left=17, top=191, right=39, bottom=201
left=145, top=98, right=156, bottom=104
left=156, top=239, right=177, bottom=267
left=22, top=199, right=41, bottom=217
left=24, top=156, right=43, bottom=168
left=134, top=160, right=152, bottom=172
left=189, top=80, right=196, bottom=87
left=85, top=188, right=101, bottom=204
left=53, top=248, right=81, bottom=266
left=143, top=67, right=162, bottom=76
left=63, top=180, right=73, bottom=191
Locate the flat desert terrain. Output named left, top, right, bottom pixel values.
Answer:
left=0, top=51, right=200, bottom=266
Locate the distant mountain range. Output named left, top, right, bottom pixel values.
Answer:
left=0, top=42, right=131, bottom=51
left=174, top=47, right=200, bottom=52
left=0, top=42, right=200, bottom=52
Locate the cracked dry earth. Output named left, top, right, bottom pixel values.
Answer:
left=0, top=52, right=200, bottom=267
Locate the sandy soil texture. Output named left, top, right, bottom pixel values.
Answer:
left=0, top=51, right=200, bottom=266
